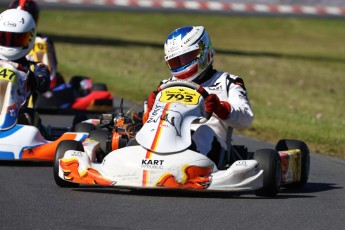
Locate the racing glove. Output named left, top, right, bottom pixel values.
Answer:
left=204, top=94, right=231, bottom=120
left=29, top=63, right=51, bottom=94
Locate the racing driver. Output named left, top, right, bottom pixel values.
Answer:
left=144, top=26, right=254, bottom=169
left=9, top=0, right=63, bottom=89
left=0, top=8, right=50, bottom=124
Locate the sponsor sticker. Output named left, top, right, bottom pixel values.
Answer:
left=235, top=161, right=247, bottom=166
left=70, top=151, right=83, bottom=157
left=3, top=21, right=16, bottom=27
left=31, top=41, right=48, bottom=53
left=159, top=87, right=200, bottom=105
left=141, top=159, right=164, bottom=170
left=0, top=67, right=17, bottom=83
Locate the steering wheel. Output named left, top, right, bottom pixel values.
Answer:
left=157, top=80, right=212, bottom=120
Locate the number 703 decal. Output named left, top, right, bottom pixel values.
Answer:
left=159, top=88, right=201, bottom=105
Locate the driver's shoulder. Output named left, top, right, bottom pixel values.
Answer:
left=212, top=72, right=247, bottom=91
left=216, top=71, right=242, bottom=81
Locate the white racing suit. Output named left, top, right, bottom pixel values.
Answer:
left=189, top=71, right=253, bottom=168
left=148, top=69, right=254, bottom=169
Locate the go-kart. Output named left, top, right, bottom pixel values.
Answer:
left=34, top=76, right=114, bottom=113
left=0, top=61, right=88, bottom=161
left=27, top=37, right=114, bottom=113
left=54, top=80, right=310, bottom=196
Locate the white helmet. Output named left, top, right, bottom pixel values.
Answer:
left=164, top=26, right=215, bottom=82
left=0, top=9, right=36, bottom=61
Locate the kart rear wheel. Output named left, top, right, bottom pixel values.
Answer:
left=54, top=140, right=83, bottom=187
left=127, top=138, right=139, bottom=146
left=112, top=136, right=128, bottom=150
left=276, top=139, right=310, bottom=187
left=89, top=129, right=110, bottom=162
left=254, top=149, right=281, bottom=197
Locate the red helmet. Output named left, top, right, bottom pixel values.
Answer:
left=9, top=0, right=40, bottom=24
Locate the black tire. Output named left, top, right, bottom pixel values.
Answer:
left=276, top=139, right=310, bottom=187
left=127, top=138, right=139, bottom=146
left=254, top=149, right=281, bottom=197
left=118, top=138, right=128, bottom=149
left=54, top=140, right=83, bottom=187
left=89, top=129, right=110, bottom=162
left=92, top=83, right=108, bottom=91
left=73, top=122, right=96, bottom=133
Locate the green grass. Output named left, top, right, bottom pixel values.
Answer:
left=37, top=10, right=345, bottom=158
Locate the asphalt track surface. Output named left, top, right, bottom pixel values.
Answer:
left=0, top=112, right=344, bottom=230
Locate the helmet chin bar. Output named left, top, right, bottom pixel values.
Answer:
left=192, top=64, right=214, bottom=84
left=0, top=46, right=24, bottom=61
left=171, top=61, right=199, bottom=81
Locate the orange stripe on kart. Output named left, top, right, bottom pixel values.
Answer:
left=21, top=133, right=85, bottom=161
left=142, top=169, right=149, bottom=187
left=142, top=103, right=171, bottom=187
left=149, top=103, right=172, bottom=152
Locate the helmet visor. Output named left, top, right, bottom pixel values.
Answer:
left=0, top=31, right=32, bottom=47
left=166, top=48, right=201, bottom=70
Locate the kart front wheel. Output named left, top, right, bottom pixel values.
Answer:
left=276, top=139, right=310, bottom=187
left=89, top=129, right=110, bottom=162
left=254, top=149, right=281, bottom=197
left=54, top=140, right=83, bottom=187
